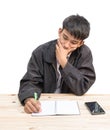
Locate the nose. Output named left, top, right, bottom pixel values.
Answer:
left=63, top=42, right=70, bottom=49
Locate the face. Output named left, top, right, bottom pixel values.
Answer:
left=58, top=28, right=84, bottom=53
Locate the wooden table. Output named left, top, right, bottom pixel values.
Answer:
left=0, top=94, right=110, bottom=130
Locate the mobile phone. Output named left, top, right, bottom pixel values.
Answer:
left=85, top=101, right=105, bottom=115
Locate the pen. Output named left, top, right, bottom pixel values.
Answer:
left=34, top=92, right=38, bottom=100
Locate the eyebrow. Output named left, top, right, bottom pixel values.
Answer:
left=63, top=33, right=80, bottom=43
left=63, top=33, right=68, bottom=38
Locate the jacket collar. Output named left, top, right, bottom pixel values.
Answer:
left=44, top=40, right=57, bottom=65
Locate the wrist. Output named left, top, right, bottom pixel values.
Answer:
left=24, top=98, right=32, bottom=104
left=61, top=59, right=68, bottom=68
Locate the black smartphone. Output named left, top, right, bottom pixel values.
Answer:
left=85, top=101, right=105, bottom=115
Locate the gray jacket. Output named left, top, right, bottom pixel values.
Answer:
left=18, top=39, right=96, bottom=105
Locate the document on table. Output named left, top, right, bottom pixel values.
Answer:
left=32, top=100, right=80, bottom=116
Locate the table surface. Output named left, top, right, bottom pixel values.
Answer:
left=0, top=94, right=110, bottom=130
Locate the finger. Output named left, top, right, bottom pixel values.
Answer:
left=69, top=47, right=77, bottom=53
left=25, top=99, right=38, bottom=113
left=57, top=39, right=62, bottom=48
left=31, top=100, right=42, bottom=112
left=30, top=100, right=41, bottom=112
left=56, top=41, right=62, bottom=53
left=57, top=39, right=60, bottom=46
left=56, top=43, right=58, bottom=49
left=56, top=43, right=60, bottom=55
left=24, top=104, right=33, bottom=114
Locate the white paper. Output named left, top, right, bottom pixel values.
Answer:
left=32, top=100, right=80, bottom=116
left=55, top=100, right=80, bottom=115
left=32, top=101, right=56, bottom=116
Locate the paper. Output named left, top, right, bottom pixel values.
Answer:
left=32, top=100, right=80, bottom=116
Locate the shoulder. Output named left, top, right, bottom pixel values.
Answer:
left=80, top=44, right=91, bottom=53
left=33, top=39, right=57, bottom=53
left=79, top=44, right=92, bottom=56
left=30, top=39, right=57, bottom=61
left=75, top=44, right=93, bottom=62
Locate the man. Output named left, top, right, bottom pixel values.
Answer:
left=18, top=14, right=96, bottom=113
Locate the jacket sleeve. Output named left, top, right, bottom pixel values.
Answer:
left=61, top=46, right=96, bottom=96
left=18, top=48, right=43, bottom=105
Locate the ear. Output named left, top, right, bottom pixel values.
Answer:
left=58, top=28, right=63, bottom=36
left=78, top=40, right=84, bottom=47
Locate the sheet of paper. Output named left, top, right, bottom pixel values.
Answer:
left=56, top=100, right=80, bottom=115
left=32, top=101, right=56, bottom=116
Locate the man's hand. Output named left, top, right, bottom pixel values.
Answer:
left=24, top=98, right=42, bottom=114
left=56, top=39, right=69, bottom=68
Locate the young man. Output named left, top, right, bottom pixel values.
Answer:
left=18, top=14, right=96, bottom=113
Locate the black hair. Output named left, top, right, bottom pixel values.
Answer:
left=62, top=14, right=90, bottom=40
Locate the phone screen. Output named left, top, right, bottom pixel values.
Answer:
left=85, top=101, right=105, bottom=115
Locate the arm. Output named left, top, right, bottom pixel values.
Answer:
left=61, top=47, right=96, bottom=95
left=18, top=47, right=44, bottom=105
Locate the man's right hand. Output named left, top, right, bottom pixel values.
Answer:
left=24, top=98, right=42, bottom=114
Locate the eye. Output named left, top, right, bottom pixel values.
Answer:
left=63, top=35, right=68, bottom=40
left=71, top=41, right=78, bottom=45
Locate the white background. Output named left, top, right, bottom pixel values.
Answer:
left=0, top=0, right=110, bottom=94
